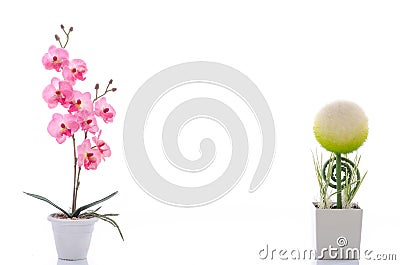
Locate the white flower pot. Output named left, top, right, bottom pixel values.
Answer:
left=314, top=203, right=363, bottom=260
left=48, top=214, right=98, bottom=261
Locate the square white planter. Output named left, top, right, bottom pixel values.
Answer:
left=314, top=203, right=363, bottom=260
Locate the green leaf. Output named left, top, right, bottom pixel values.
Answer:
left=85, top=212, right=124, bottom=241
left=72, top=191, right=118, bottom=217
left=78, top=206, right=102, bottom=218
left=24, top=192, right=71, bottom=218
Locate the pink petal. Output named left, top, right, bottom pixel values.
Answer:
left=42, top=84, right=57, bottom=108
left=62, top=68, right=76, bottom=85
left=56, top=135, right=66, bottom=144
left=55, top=48, right=69, bottom=60
left=59, top=81, right=74, bottom=102
left=64, top=114, right=79, bottom=133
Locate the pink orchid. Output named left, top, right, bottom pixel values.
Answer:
left=92, top=130, right=111, bottom=160
left=76, top=110, right=99, bottom=134
left=47, top=113, right=79, bottom=144
left=33, top=27, right=122, bottom=231
left=42, top=77, right=74, bottom=108
left=69, top=91, right=93, bottom=113
left=42, top=45, right=69, bottom=72
left=62, top=59, right=87, bottom=84
left=94, top=97, right=116, bottom=123
left=77, top=139, right=102, bottom=170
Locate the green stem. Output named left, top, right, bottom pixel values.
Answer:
left=336, top=153, right=342, bottom=209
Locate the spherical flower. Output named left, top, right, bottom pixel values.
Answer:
left=314, top=100, right=368, bottom=154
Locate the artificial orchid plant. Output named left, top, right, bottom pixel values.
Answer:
left=312, top=100, right=368, bottom=209
left=24, top=25, right=123, bottom=240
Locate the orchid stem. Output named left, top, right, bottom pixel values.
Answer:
left=75, top=166, right=82, bottom=211
left=61, top=27, right=70, bottom=48
left=56, top=25, right=71, bottom=49
left=72, top=134, right=78, bottom=213
left=93, top=80, right=114, bottom=103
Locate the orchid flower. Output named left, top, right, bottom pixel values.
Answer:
left=92, top=130, right=111, bottom=160
left=77, top=139, right=102, bottom=170
left=42, top=45, right=69, bottom=72
left=94, top=97, right=116, bottom=123
left=42, top=77, right=74, bottom=108
left=47, top=113, right=79, bottom=144
left=63, top=59, right=87, bottom=84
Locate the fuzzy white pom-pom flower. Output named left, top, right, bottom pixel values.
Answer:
left=314, top=100, right=368, bottom=154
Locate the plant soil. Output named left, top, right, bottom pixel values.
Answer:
left=51, top=213, right=93, bottom=220
left=313, top=202, right=361, bottom=209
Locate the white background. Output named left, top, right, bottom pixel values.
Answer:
left=1, top=1, right=399, bottom=264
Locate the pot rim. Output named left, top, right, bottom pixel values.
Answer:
left=312, top=202, right=363, bottom=210
left=48, top=213, right=98, bottom=225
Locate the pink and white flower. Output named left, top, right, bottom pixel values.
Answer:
left=69, top=91, right=93, bottom=113
left=42, top=77, right=74, bottom=108
left=94, top=97, right=116, bottom=123
left=62, top=59, right=87, bottom=84
left=47, top=113, right=79, bottom=144
left=76, top=110, right=99, bottom=134
left=42, top=45, right=69, bottom=72
left=77, top=139, right=102, bottom=170
left=92, top=130, right=111, bottom=160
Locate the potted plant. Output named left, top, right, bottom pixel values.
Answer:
left=312, top=100, right=368, bottom=260
left=24, top=25, right=123, bottom=261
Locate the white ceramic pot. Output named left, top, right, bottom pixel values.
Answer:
left=314, top=203, right=363, bottom=260
left=48, top=214, right=98, bottom=261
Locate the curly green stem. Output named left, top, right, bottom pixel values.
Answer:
left=336, top=153, right=342, bottom=209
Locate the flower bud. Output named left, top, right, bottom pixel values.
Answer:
left=111, top=88, right=117, bottom=92
left=60, top=24, right=65, bottom=29
left=94, top=83, right=100, bottom=90
left=109, top=79, right=113, bottom=84
left=55, top=34, right=60, bottom=41
left=69, top=27, right=74, bottom=32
